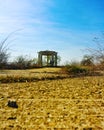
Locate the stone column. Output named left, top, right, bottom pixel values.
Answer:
left=55, top=53, right=57, bottom=66
left=47, top=55, right=48, bottom=66
left=38, top=53, right=42, bottom=66
left=51, top=54, right=54, bottom=66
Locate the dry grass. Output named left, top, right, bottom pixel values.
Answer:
left=0, top=68, right=67, bottom=83
left=0, top=68, right=104, bottom=129
left=0, top=68, right=61, bottom=75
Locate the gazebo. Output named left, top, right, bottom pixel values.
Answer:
left=38, top=50, right=58, bottom=67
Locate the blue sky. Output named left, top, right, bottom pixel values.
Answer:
left=0, top=0, right=104, bottom=64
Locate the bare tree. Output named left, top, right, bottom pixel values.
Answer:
left=81, top=55, right=94, bottom=66
left=0, top=29, right=22, bottom=68
left=86, top=34, right=104, bottom=64
left=0, top=35, right=10, bottom=67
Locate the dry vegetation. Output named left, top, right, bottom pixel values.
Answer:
left=0, top=68, right=104, bottom=130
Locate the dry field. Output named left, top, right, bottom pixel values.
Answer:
left=0, top=68, right=104, bottom=130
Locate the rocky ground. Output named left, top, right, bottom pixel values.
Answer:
left=0, top=69, right=104, bottom=129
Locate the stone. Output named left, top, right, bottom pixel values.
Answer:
left=7, top=100, right=18, bottom=108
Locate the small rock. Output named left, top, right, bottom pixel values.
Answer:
left=7, top=100, right=18, bottom=108
left=83, top=128, right=92, bottom=130
left=8, top=117, right=16, bottom=120
left=9, top=125, right=14, bottom=127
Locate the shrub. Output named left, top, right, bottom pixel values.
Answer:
left=11, top=55, right=39, bottom=69
left=63, top=64, right=88, bottom=75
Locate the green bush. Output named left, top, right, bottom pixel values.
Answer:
left=70, top=65, right=87, bottom=74
left=62, top=64, right=88, bottom=76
